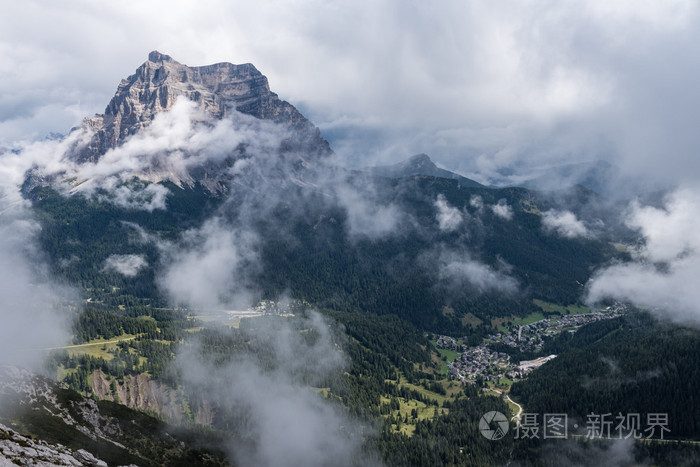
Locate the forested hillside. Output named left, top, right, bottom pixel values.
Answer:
left=30, top=176, right=622, bottom=336
left=511, top=312, right=700, bottom=439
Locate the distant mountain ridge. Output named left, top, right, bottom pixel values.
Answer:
left=369, top=154, right=485, bottom=187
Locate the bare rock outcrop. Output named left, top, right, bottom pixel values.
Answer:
left=0, top=424, right=108, bottom=466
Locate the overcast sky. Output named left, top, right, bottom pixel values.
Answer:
left=1, top=0, right=700, bottom=185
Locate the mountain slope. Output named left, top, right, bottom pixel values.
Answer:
left=370, top=154, right=484, bottom=188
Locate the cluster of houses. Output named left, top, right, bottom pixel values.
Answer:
left=446, top=343, right=512, bottom=384
left=438, top=304, right=626, bottom=386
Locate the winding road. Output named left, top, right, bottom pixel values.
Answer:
left=505, top=395, right=523, bottom=424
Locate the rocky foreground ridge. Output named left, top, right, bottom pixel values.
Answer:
left=0, top=423, right=108, bottom=467
left=0, top=366, right=226, bottom=466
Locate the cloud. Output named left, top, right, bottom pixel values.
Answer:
left=0, top=166, right=72, bottom=369
left=434, top=249, right=518, bottom=295
left=175, top=311, right=377, bottom=467
left=102, top=254, right=148, bottom=277
left=469, top=195, right=484, bottom=212
left=490, top=198, right=513, bottom=220
left=95, top=178, right=170, bottom=211
left=158, top=217, right=260, bottom=311
left=0, top=129, right=73, bottom=371
left=586, top=188, right=700, bottom=324
left=71, top=97, right=287, bottom=186
left=4, top=96, right=291, bottom=211
left=434, top=194, right=462, bottom=231
left=542, top=209, right=589, bottom=238
left=624, top=188, right=700, bottom=263
left=333, top=181, right=402, bottom=240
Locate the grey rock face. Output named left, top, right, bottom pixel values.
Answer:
left=74, top=51, right=330, bottom=162
left=0, top=423, right=108, bottom=466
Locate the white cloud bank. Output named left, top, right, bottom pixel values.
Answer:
left=158, top=218, right=260, bottom=311
left=587, top=188, right=700, bottom=324
left=0, top=169, right=72, bottom=370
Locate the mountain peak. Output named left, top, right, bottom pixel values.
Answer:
left=147, top=50, right=175, bottom=63
left=369, top=154, right=484, bottom=188
left=73, top=52, right=330, bottom=163
left=405, top=153, right=437, bottom=170
left=408, top=153, right=432, bottom=164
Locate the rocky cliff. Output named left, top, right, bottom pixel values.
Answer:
left=73, top=51, right=331, bottom=163
left=0, top=423, right=108, bottom=466
left=90, top=370, right=216, bottom=427
left=0, top=366, right=226, bottom=466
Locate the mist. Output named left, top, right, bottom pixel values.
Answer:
left=0, top=156, right=72, bottom=371
left=158, top=218, right=260, bottom=311
left=20, top=94, right=390, bottom=464
left=586, top=187, right=700, bottom=325
left=175, top=312, right=378, bottom=467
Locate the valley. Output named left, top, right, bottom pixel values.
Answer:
left=0, top=50, right=698, bottom=466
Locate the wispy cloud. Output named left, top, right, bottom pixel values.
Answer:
left=176, top=311, right=377, bottom=467
left=158, top=218, right=260, bottom=311
left=103, top=254, right=148, bottom=277
left=430, top=248, right=518, bottom=295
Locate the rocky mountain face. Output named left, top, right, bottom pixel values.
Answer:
left=89, top=369, right=214, bottom=425
left=73, top=51, right=331, bottom=163
left=0, top=366, right=226, bottom=466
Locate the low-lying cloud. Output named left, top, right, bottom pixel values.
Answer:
left=0, top=171, right=72, bottom=370
left=434, top=249, right=518, bottom=295
left=334, top=181, right=402, bottom=240
left=102, top=254, right=148, bottom=277
left=542, top=209, right=589, bottom=238
left=490, top=198, right=513, bottom=220
left=158, top=218, right=260, bottom=311
left=434, top=194, right=463, bottom=232
left=586, top=187, right=700, bottom=325
left=176, top=311, right=377, bottom=467
left=94, top=178, right=170, bottom=211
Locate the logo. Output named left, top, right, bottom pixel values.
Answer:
left=480, top=411, right=509, bottom=440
